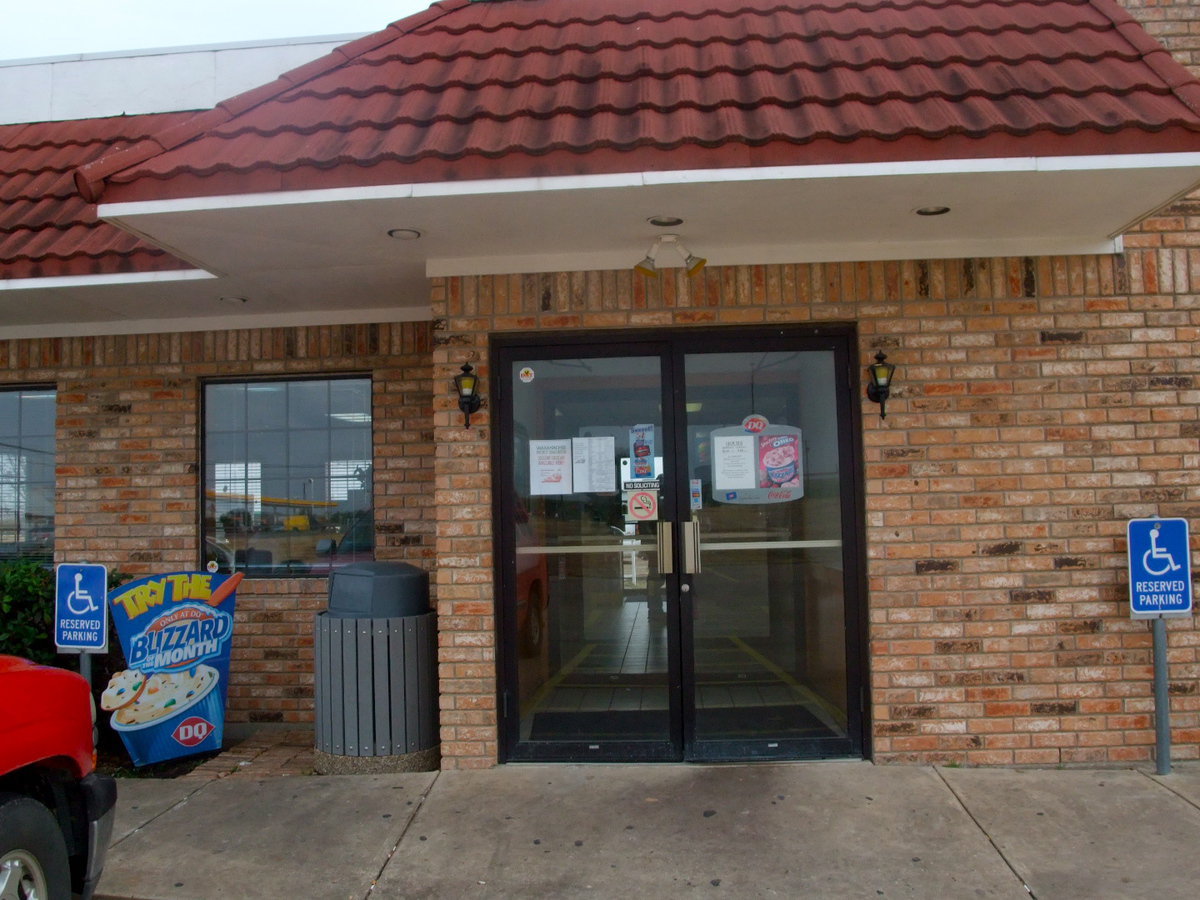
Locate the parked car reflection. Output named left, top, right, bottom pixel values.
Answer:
left=515, top=507, right=548, bottom=657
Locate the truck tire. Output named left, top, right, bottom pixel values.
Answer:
left=0, top=792, right=71, bottom=900
left=520, top=582, right=545, bottom=657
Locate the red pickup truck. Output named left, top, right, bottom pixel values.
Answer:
left=0, top=655, right=117, bottom=899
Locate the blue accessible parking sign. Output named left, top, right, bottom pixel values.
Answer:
left=1127, top=518, right=1193, bottom=619
left=55, top=563, right=109, bottom=651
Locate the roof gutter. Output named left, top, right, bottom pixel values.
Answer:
left=96, top=151, right=1200, bottom=222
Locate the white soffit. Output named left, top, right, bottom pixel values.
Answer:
left=0, top=150, right=1182, bottom=337
left=98, top=154, right=1200, bottom=285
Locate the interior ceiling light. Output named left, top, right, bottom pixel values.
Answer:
left=647, top=215, right=684, bottom=227
left=387, top=228, right=422, bottom=240
left=633, top=234, right=707, bottom=278
left=914, top=206, right=951, bottom=217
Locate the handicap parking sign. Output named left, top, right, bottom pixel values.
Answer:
left=1127, top=518, right=1193, bottom=619
left=55, top=563, right=109, bottom=651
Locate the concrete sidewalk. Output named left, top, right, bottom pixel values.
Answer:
left=95, top=756, right=1200, bottom=899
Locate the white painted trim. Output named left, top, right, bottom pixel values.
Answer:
left=0, top=305, right=430, bottom=341
left=0, top=269, right=214, bottom=291
left=98, top=153, right=1200, bottom=219
left=0, top=33, right=365, bottom=68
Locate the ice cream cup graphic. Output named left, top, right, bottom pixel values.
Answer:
left=762, top=445, right=797, bottom=485
left=766, top=462, right=796, bottom=485
left=108, top=665, right=223, bottom=765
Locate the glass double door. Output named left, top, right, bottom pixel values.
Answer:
left=497, top=328, right=864, bottom=762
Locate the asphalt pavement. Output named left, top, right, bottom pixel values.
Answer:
left=95, top=757, right=1200, bottom=899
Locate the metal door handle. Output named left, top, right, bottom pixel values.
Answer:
left=681, top=520, right=701, bottom=574
left=656, top=521, right=673, bottom=574
left=680, top=583, right=691, bottom=593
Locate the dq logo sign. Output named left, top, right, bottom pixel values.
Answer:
left=173, top=716, right=214, bottom=747
left=741, top=414, right=769, bottom=433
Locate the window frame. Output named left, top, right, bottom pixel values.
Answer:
left=199, top=373, right=374, bottom=579
left=0, top=384, right=57, bottom=564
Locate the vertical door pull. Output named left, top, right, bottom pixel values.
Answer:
left=657, top=521, right=674, bottom=574
left=682, top=520, right=702, bottom=574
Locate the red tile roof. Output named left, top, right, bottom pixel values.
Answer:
left=1, top=114, right=196, bottom=279
left=80, top=0, right=1200, bottom=205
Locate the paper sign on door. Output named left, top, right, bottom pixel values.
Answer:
left=711, top=422, right=804, bottom=504
left=530, top=439, right=572, bottom=494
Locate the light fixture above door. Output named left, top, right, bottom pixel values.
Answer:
left=633, top=234, right=707, bottom=277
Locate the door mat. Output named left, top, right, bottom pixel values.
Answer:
left=527, top=704, right=835, bottom=742
left=695, top=703, right=832, bottom=739
left=528, top=709, right=669, bottom=741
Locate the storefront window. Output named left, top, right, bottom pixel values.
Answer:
left=203, top=377, right=373, bottom=577
left=0, top=388, right=56, bottom=564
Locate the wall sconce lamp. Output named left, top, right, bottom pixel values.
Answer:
left=866, top=351, right=897, bottom=419
left=454, top=362, right=483, bottom=427
left=633, top=234, right=707, bottom=277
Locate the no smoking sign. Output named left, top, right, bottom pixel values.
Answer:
left=627, top=490, right=659, bottom=522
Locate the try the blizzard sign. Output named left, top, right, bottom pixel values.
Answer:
left=126, top=602, right=232, bottom=668
left=102, top=571, right=243, bottom=766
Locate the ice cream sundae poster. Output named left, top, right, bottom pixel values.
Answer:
left=711, top=421, right=804, bottom=504
left=629, top=424, right=655, bottom=479
left=103, top=571, right=243, bottom=766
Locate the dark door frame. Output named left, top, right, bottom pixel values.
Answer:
left=492, top=324, right=871, bottom=763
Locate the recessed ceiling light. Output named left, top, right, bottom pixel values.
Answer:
left=387, top=228, right=422, bottom=240
left=647, top=215, right=684, bottom=227
left=914, top=206, right=951, bottom=217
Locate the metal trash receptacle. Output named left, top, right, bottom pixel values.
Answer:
left=314, top=562, right=438, bottom=773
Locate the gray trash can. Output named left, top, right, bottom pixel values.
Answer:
left=314, top=562, right=439, bottom=773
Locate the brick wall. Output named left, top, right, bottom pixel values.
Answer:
left=0, top=322, right=434, bottom=725
left=1121, top=0, right=1200, bottom=71
left=1, top=249, right=1195, bottom=766
left=431, top=242, right=1200, bottom=768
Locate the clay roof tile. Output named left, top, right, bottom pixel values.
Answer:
left=3, top=113, right=196, bottom=278
left=82, top=0, right=1200, bottom=204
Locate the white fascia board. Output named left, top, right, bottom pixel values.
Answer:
left=98, top=171, right=646, bottom=219
left=643, top=152, right=1200, bottom=186
left=0, top=304, right=430, bottom=341
left=0, top=268, right=214, bottom=291
left=100, top=184, right=417, bottom=218
left=409, top=171, right=646, bottom=198
left=1035, top=152, right=1200, bottom=172
left=97, top=153, right=1200, bottom=219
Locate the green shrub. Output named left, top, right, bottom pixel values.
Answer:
left=0, top=559, right=55, bottom=663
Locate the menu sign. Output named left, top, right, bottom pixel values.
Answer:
left=711, top=421, right=804, bottom=504
left=572, top=436, right=616, bottom=493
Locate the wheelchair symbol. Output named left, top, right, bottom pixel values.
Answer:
left=1143, top=524, right=1183, bottom=577
left=65, top=571, right=99, bottom=615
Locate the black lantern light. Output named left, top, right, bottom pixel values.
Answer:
left=866, top=351, right=897, bottom=419
left=454, top=362, right=483, bottom=427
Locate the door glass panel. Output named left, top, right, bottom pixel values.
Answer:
left=683, top=351, right=848, bottom=746
left=509, top=355, right=671, bottom=747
